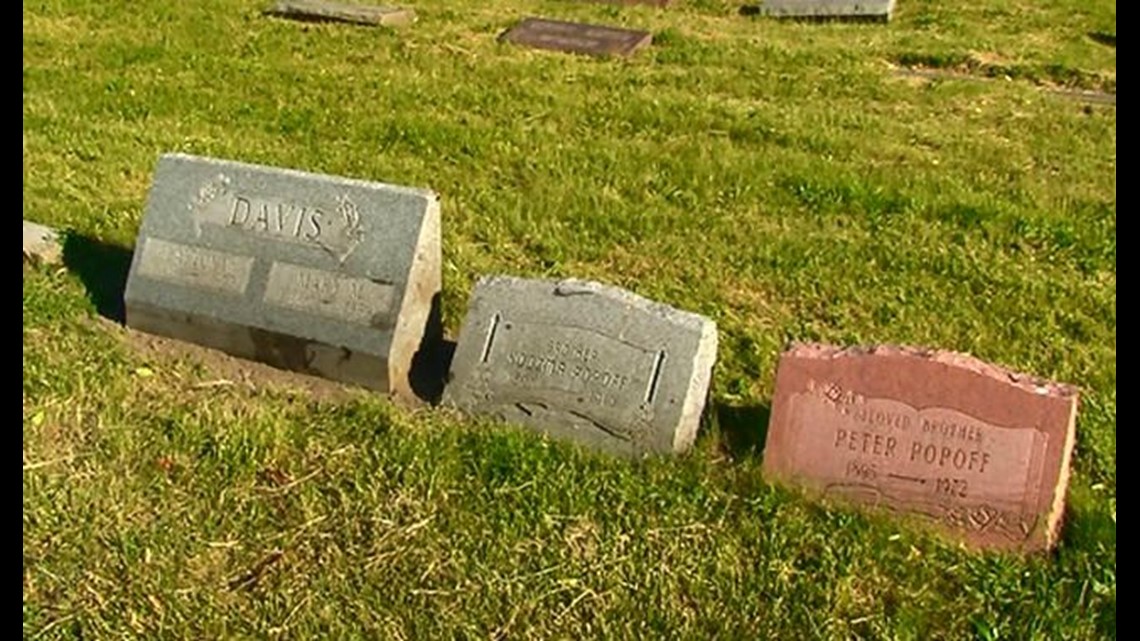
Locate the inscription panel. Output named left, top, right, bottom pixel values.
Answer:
left=443, top=276, right=718, bottom=457
left=762, top=343, right=1080, bottom=552
left=784, top=381, right=1049, bottom=539
left=192, top=173, right=364, bottom=262
left=136, top=237, right=254, bottom=295
left=484, top=319, right=664, bottom=429
left=263, top=262, right=396, bottom=325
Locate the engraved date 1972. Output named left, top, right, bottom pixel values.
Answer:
left=935, top=478, right=968, bottom=499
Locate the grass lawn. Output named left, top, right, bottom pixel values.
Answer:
left=23, top=0, right=1115, bottom=638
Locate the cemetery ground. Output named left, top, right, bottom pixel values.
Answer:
left=23, top=0, right=1115, bottom=638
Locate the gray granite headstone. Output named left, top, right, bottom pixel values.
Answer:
left=443, top=276, right=718, bottom=456
left=124, top=153, right=441, bottom=399
left=265, top=0, right=415, bottom=27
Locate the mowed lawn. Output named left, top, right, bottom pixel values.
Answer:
left=23, top=0, right=1115, bottom=638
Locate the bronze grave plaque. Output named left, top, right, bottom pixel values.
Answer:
left=500, top=17, right=652, bottom=58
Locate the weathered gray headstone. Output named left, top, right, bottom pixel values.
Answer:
left=443, top=276, right=718, bottom=456
left=23, top=220, right=62, bottom=265
left=749, top=0, right=895, bottom=22
left=124, top=153, right=441, bottom=399
left=265, top=0, right=415, bottom=26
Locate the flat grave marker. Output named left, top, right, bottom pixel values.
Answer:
left=499, top=17, right=653, bottom=58
left=265, top=0, right=415, bottom=27
left=124, top=153, right=441, bottom=399
left=743, top=0, right=896, bottom=22
left=443, top=276, right=718, bottom=457
left=762, top=343, right=1079, bottom=552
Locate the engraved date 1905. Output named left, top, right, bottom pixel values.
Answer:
left=846, top=460, right=878, bottom=481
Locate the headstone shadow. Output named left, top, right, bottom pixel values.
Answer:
left=1087, top=31, right=1116, bottom=48
left=61, top=233, right=133, bottom=324
left=408, top=292, right=455, bottom=405
left=709, top=401, right=771, bottom=460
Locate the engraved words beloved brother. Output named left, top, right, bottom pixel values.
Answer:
left=807, top=380, right=1008, bottom=501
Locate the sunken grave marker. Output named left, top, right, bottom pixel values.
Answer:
left=500, top=17, right=653, bottom=58
left=743, top=0, right=896, bottom=22
left=265, top=0, right=415, bottom=26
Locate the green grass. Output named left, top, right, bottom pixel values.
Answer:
left=23, top=0, right=1115, bottom=638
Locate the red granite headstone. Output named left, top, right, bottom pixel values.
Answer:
left=762, top=343, right=1079, bottom=552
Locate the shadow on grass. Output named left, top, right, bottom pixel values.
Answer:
left=1087, top=31, right=1116, bottom=48
left=1059, top=491, right=1116, bottom=553
left=1057, top=497, right=1116, bottom=635
left=62, top=233, right=132, bottom=324
left=261, top=6, right=405, bottom=28
left=710, top=401, right=772, bottom=460
left=408, top=293, right=456, bottom=406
